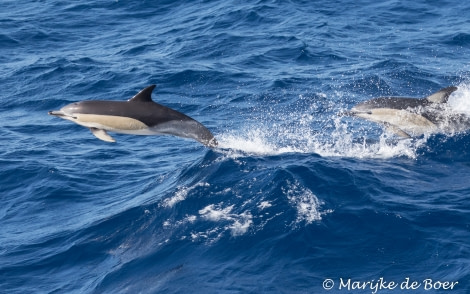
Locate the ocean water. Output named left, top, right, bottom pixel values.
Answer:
left=1, top=0, right=470, bottom=293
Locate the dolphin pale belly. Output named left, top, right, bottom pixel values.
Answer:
left=345, top=86, right=470, bottom=137
left=49, top=85, right=218, bottom=147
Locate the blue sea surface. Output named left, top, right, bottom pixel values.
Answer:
left=1, top=1, right=470, bottom=293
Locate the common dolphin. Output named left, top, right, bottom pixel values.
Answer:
left=345, top=86, right=470, bottom=138
left=49, top=85, right=218, bottom=147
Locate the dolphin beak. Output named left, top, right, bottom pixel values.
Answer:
left=338, top=110, right=355, bottom=117
left=339, top=109, right=372, bottom=117
left=48, top=110, right=65, bottom=117
left=48, top=110, right=77, bottom=119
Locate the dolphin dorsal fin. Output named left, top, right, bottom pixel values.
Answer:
left=426, top=86, right=458, bottom=104
left=128, top=85, right=156, bottom=102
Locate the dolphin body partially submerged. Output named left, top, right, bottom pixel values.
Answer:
left=49, top=85, right=218, bottom=147
left=346, top=86, right=470, bottom=138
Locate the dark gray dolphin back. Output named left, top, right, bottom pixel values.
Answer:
left=354, top=97, right=429, bottom=111
left=353, top=86, right=458, bottom=111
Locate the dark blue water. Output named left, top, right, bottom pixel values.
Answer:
left=1, top=1, right=470, bottom=293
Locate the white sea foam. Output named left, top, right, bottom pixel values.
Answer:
left=162, top=199, right=254, bottom=242
left=160, top=182, right=210, bottom=208
left=198, top=203, right=253, bottom=237
left=228, top=212, right=253, bottom=236
left=258, top=201, right=272, bottom=210
left=198, top=204, right=234, bottom=222
left=283, top=181, right=332, bottom=224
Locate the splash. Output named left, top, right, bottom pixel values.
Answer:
left=216, top=118, right=426, bottom=159
left=216, top=82, right=470, bottom=159
left=448, top=82, right=470, bottom=115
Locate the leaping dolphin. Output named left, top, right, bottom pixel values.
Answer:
left=344, top=86, right=470, bottom=138
left=49, top=85, right=218, bottom=147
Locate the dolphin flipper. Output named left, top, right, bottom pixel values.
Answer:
left=90, top=128, right=116, bottom=142
left=384, top=123, right=411, bottom=138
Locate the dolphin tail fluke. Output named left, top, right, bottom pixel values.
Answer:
left=152, top=119, right=218, bottom=148
left=186, top=122, right=218, bottom=148
left=90, top=128, right=116, bottom=142
left=203, top=136, right=218, bottom=148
